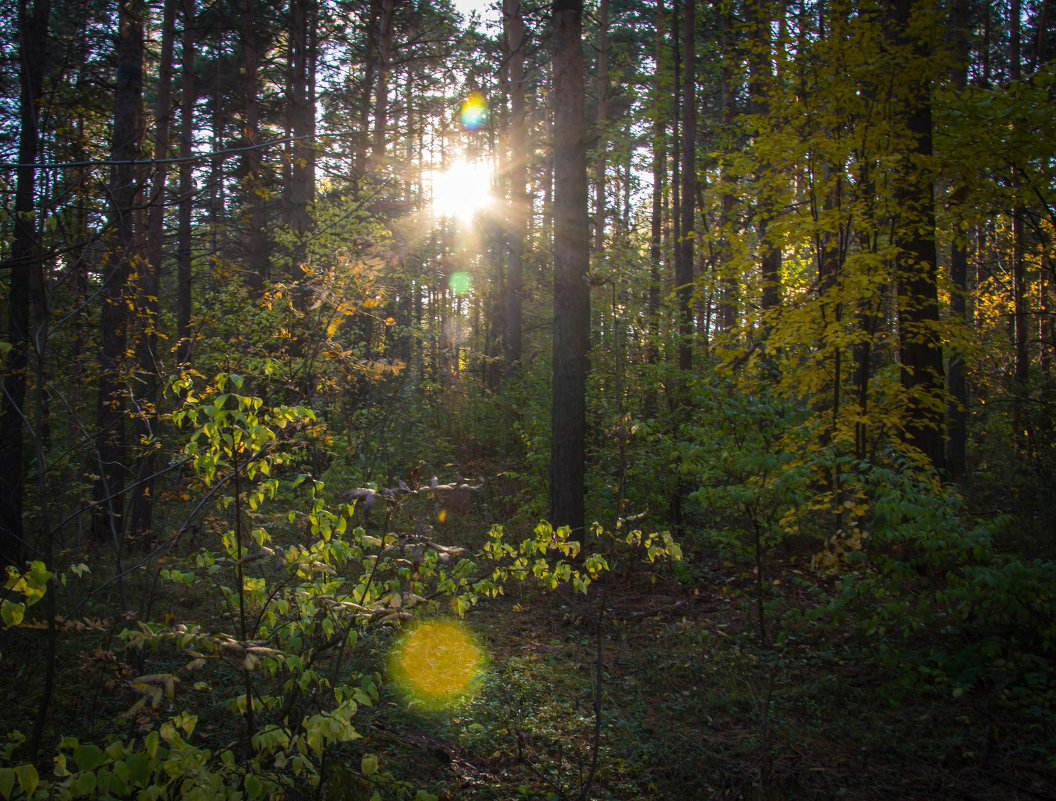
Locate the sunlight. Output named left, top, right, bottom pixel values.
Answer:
left=429, top=157, right=494, bottom=223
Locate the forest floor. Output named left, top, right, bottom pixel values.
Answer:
left=371, top=562, right=1056, bottom=801
left=3, top=506, right=1055, bottom=800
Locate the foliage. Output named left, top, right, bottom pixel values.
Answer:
left=0, top=376, right=679, bottom=800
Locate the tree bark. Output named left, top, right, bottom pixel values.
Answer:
left=594, top=0, right=608, bottom=260
left=946, top=0, right=970, bottom=476
left=176, top=0, right=195, bottom=365
left=288, top=0, right=314, bottom=273
left=130, top=0, right=176, bottom=539
left=889, top=0, right=945, bottom=470
left=93, top=0, right=145, bottom=542
left=370, top=0, right=396, bottom=173
left=677, top=0, right=695, bottom=371
left=504, top=0, right=526, bottom=372
left=1, top=0, right=51, bottom=566
left=241, top=0, right=267, bottom=289
left=550, top=0, right=589, bottom=532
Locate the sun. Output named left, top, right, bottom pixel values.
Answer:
left=429, top=158, right=493, bottom=223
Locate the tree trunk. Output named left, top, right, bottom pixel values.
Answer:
left=93, top=0, right=145, bottom=542
left=288, top=0, right=314, bottom=273
left=176, top=0, right=195, bottom=365
left=1, top=0, right=51, bottom=566
left=594, top=0, right=608, bottom=260
left=677, top=0, right=695, bottom=371
left=370, top=0, right=396, bottom=174
left=749, top=0, right=781, bottom=333
left=503, top=0, right=526, bottom=372
left=645, top=0, right=666, bottom=416
left=946, top=0, right=970, bottom=477
left=130, top=0, right=176, bottom=539
left=889, top=0, right=945, bottom=470
left=242, top=0, right=266, bottom=289
left=550, top=0, right=589, bottom=532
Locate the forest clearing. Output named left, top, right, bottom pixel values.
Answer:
left=1, top=0, right=1055, bottom=797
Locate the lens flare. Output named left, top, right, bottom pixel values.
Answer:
left=388, top=619, right=486, bottom=709
left=460, top=92, right=488, bottom=130
left=448, top=271, right=472, bottom=295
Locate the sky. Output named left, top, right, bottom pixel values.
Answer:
left=451, top=0, right=502, bottom=29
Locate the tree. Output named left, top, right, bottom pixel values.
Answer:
left=503, top=0, right=527, bottom=372
left=92, top=0, right=145, bottom=547
left=888, top=0, right=946, bottom=470
left=550, top=0, right=589, bottom=532
left=676, top=0, right=694, bottom=372
left=0, top=0, right=50, bottom=567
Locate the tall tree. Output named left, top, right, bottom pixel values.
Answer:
left=888, top=0, right=945, bottom=469
left=92, top=0, right=145, bottom=546
left=241, top=0, right=267, bottom=288
left=176, top=0, right=195, bottom=365
left=130, top=0, right=177, bottom=538
left=677, top=0, right=695, bottom=371
left=503, top=0, right=526, bottom=371
left=1, top=0, right=51, bottom=567
left=550, top=0, right=589, bottom=532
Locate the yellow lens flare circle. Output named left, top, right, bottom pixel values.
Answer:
left=389, top=619, right=486, bottom=708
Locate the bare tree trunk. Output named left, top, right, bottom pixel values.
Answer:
left=241, top=0, right=266, bottom=288
left=1, top=0, right=50, bottom=566
left=130, top=0, right=175, bottom=538
left=550, top=0, right=589, bottom=532
left=677, top=0, right=695, bottom=371
left=889, top=0, right=945, bottom=470
left=946, top=0, right=970, bottom=477
left=594, top=0, right=608, bottom=260
left=645, top=0, right=666, bottom=416
left=93, top=0, right=145, bottom=546
left=504, top=0, right=526, bottom=372
left=176, top=0, right=194, bottom=365
left=370, top=0, right=396, bottom=173
left=288, top=0, right=314, bottom=273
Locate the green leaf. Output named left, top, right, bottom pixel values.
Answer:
left=1, top=601, right=25, bottom=627
left=0, top=768, right=15, bottom=800
left=14, top=765, right=38, bottom=798
left=245, top=774, right=263, bottom=799
left=361, top=754, right=378, bottom=778
left=73, top=743, right=104, bottom=772
left=126, top=751, right=150, bottom=787
left=71, top=770, right=97, bottom=797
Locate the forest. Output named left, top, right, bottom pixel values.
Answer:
left=1, top=0, right=1055, bottom=797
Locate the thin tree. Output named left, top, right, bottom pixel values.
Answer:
left=176, top=0, right=195, bottom=365
left=503, top=0, right=527, bottom=372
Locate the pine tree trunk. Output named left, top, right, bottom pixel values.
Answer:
left=93, top=0, right=145, bottom=543
left=242, top=0, right=266, bottom=288
left=503, top=0, right=526, bottom=372
left=677, top=0, right=695, bottom=371
left=1, top=0, right=50, bottom=566
left=130, top=0, right=175, bottom=539
left=176, top=0, right=194, bottom=365
left=889, top=0, right=945, bottom=470
left=550, top=0, right=589, bottom=532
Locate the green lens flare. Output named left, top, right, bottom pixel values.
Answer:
left=449, top=271, right=472, bottom=295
